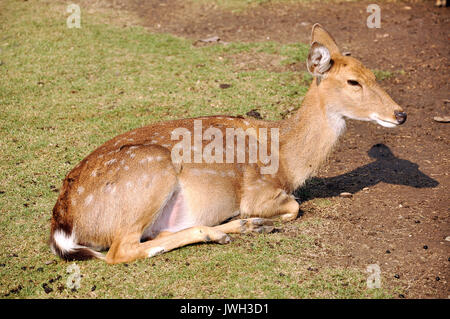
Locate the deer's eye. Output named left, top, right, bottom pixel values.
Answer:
left=347, top=80, right=360, bottom=86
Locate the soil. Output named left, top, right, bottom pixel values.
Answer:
left=100, top=0, right=449, bottom=298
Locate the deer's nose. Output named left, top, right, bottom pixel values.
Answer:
left=394, top=111, right=407, bottom=125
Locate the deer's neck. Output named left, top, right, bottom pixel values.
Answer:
left=278, top=83, right=346, bottom=192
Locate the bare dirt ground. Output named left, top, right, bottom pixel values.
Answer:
left=99, top=0, right=449, bottom=298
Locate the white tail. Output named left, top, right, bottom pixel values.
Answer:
left=50, top=24, right=406, bottom=264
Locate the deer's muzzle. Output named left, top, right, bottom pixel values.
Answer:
left=394, top=111, right=407, bottom=125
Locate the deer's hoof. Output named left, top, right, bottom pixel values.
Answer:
left=216, top=233, right=231, bottom=244
left=281, top=212, right=298, bottom=222
left=241, top=218, right=275, bottom=234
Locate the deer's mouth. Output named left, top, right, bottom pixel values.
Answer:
left=370, top=114, right=398, bottom=128
left=374, top=118, right=398, bottom=128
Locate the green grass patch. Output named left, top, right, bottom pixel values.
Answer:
left=312, top=198, right=333, bottom=208
left=192, top=0, right=319, bottom=12
left=372, top=69, right=394, bottom=81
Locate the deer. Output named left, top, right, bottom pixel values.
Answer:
left=50, top=24, right=407, bottom=264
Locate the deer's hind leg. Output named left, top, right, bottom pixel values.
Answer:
left=106, top=217, right=279, bottom=263
left=106, top=226, right=231, bottom=264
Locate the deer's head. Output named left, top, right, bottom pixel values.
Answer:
left=306, top=24, right=407, bottom=128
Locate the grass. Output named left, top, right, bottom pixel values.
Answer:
left=372, top=69, right=394, bottom=81
left=192, top=0, right=384, bottom=13
left=192, top=0, right=318, bottom=12
left=0, top=0, right=396, bottom=298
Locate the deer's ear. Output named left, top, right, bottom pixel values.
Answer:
left=311, top=23, right=340, bottom=56
left=307, top=42, right=332, bottom=78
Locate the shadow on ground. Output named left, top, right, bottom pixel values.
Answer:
left=295, top=144, right=439, bottom=201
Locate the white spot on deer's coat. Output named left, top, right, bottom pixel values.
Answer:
left=91, top=170, right=97, bottom=177
left=156, top=156, right=163, bottom=162
left=84, top=194, right=94, bottom=206
left=139, top=156, right=154, bottom=164
left=104, top=159, right=117, bottom=166
left=120, top=159, right=125, bottom=166
left=77, top=186, right=84, bottom=195
left=104, top=184, right=116, bottom=194
left=204, top=169, right=217, bottom=175
left=130, top=153, right=136, bottom=159
left=138, top=174, right=152, bottom=187
left=126, top=181, right=133, bottom=189
left=124, top=166, right=129, bottom=171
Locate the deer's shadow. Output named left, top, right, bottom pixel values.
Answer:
left=294, top=143, right=439, bottom=202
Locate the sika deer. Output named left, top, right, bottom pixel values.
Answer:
left=50, top=24, right=406, bottom=263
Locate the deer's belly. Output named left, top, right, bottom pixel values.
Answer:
left=142, top=177, right=239, bottom=239
left=142, top=188, right=193, bottom=239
